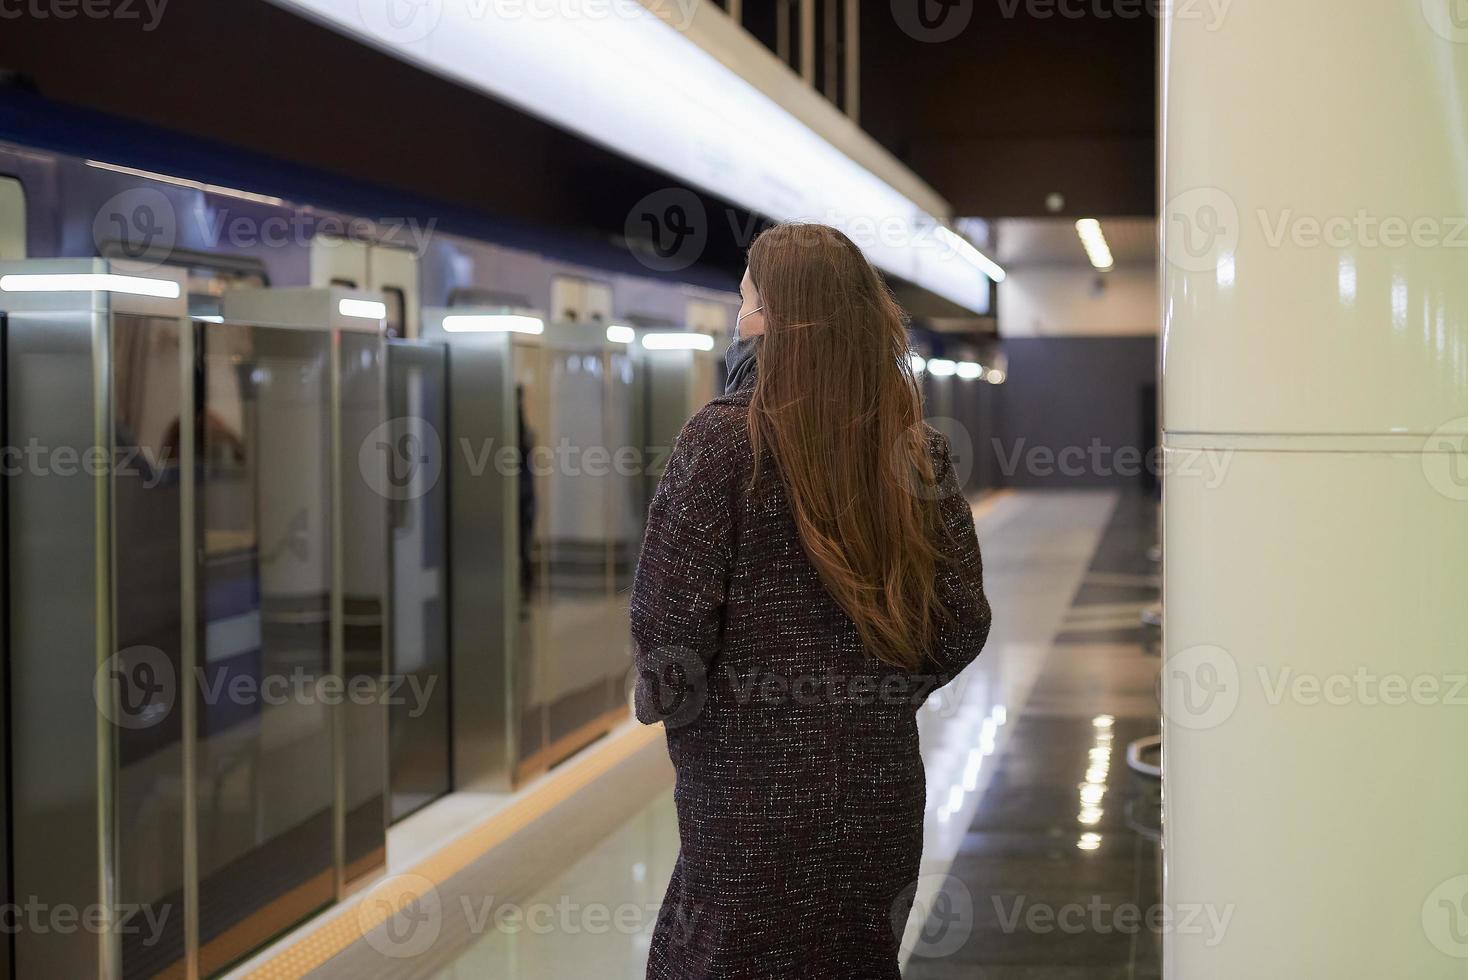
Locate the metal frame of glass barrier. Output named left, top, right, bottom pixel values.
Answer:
left=0, top=265, right=392, bottom=979
left=422, top=310, right=642, bottom=791
left=383, top=339, right=453, bottom=823
left=0, top=258, right=192, bottom=979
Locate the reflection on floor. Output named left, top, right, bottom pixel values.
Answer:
left=906, top=491, right=1162, bottom=979
left=420, top=489, right=1159, bottom=979
left=429, top=789, right=678, bottom=980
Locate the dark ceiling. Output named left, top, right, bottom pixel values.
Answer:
left=0, top=0, right=1156, bottom=278
left=859, top=1, right=1157, bottom=218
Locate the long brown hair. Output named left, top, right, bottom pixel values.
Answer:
left=745, top=223, right=952, bottom=670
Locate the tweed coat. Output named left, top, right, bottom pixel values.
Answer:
left=630, top=368, right=992, bottom=979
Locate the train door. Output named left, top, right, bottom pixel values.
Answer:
left=311, top=235, right=420, bottom=339
left=550, top=274, right=612, bottom=326
left=0, top=176, right=25, bottom=260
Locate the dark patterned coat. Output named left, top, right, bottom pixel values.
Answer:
left=630, top=370, right=991, bottom=979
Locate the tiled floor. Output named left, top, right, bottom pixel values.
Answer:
left=906, top=491, right=1163, bottom=979
left=418, top=488, right=1154, bottom=979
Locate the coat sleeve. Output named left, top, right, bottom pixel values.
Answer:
left=629, top=406, right=741, bottom=728
left=923, top=431, right=993, bottom=691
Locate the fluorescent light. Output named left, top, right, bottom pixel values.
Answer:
left=956, top=361, right=983, bottom=380
left=275, top=0, right=998, bottom=313
left=934, top=225, right=1006, bottom=283
left=986, top=368, right=1007, bottom=385
left=641, top=332, right=715, bottom=351
left=0, top=273, right=181, bottom=298
left=908, top=353, right=927, bottom=373
left=441, top=314, right=545, bottom=335
left=926, top=358, right=957, bottom=377
left=606, top=324, right=636, bottom=344
left=192, top=314, right=225, bottom=323
left=338, top=298, right=387, bottom=320
left=1075, top=218, right=1115, bottom=271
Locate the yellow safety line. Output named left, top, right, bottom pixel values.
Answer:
left=240, top=721, right=666, bottom=979
left=971, top=488, right=1013, bottom=523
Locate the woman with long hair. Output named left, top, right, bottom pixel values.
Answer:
left=631, top=223, right=992, bottom=978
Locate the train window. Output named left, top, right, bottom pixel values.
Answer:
left=0, top=176, right=26, bottom=260
left=381, top=285, right=407, bottom=339
left=686, top=297, right=735, bottom=334
left=551, top=275, right=612, bottom=324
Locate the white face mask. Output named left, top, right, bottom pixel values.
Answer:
left=734, top=305, right=763, bottom=341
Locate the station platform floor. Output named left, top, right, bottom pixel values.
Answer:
left=231, top=488, right=1162, bottom=979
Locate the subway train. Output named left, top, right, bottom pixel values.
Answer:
left=0, top=131, right=730, bottom=978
